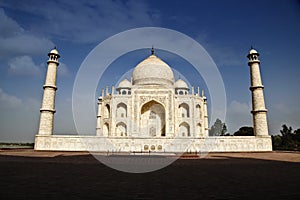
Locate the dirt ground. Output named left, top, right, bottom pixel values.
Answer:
left=0, top=149, right=299, bottom=199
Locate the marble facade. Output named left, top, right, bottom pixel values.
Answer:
left=35, top=47, right=272, bottom=152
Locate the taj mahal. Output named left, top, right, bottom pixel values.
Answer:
left=97, top=48, right=209, bottom=139
left=34, top=47, right=272, bottom=152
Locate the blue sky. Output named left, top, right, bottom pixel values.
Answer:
left=0, top=0, right=299, bottom=142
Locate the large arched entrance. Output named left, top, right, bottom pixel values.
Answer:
left=140, top=100, right=166, bottom=137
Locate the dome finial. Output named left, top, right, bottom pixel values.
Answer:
left=48, top=46, right=60, bottom=57
left=151, top=46, right=154, bottom=55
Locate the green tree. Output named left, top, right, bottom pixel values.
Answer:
left=294, top=129, right=300, bottom=142
left=233, top=127, right=254, bottom=136
left=221, top=124, right=228, bottom=136
left=272, top=125, right=300, bottom=151
left=280, top=124, right=293, bottom=148
left=280, top=124, right=292, bottom=137
left=209, top=118, right=227, bottom=136
left=271, top=135, right=282, bottom=149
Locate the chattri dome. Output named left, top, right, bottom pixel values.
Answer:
left=132, top=54, right=174, bottom=86
left=175, top=79, right=188, bottom=88
left=118, top=79, right=131, bottom=88
left=49, top=48, right=59, bottom=55
left=249, top=49, right=258, bottom=54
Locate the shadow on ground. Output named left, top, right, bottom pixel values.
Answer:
left=0, top=154, right=299, bottom=199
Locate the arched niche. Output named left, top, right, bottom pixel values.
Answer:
left=103, top=122, right=109, bottom=136
left=104, top=104, right=110, bottom=118
left=196, top=123, right=202, bottom=136
left=116, top=122, right=127, bottom=136
left=179, top=103, right=190, bottom=118
left=116, top=103, right=127, bottom=118
left=140, top=100, right=166, bottom=137
left=179, top=122, right=190, bottom=137
left=196, top=104, right=201, bottom=118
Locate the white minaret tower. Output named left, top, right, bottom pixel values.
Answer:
left=38, top=47, right=60, bottom=135
left=96, top=96, right=103, bottom=136
left=202, top=90, right=209, bottom=137
left=247, top=48, right=269, bottom=136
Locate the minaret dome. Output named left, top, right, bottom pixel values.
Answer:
left=48, top=47, right=60, bottom=64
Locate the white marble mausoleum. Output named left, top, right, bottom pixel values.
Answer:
left=34, top=47, right=272, bottom=152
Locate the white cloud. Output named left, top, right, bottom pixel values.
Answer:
left=54, top=97, right=77, bottom=134
left=58, top=62, right=71, bottom=77
left=8, top=56, right=71, bottom=77
left=0, top=94, right=41, bottom=142
left=8, top=55, right=43, bottom=76
left=224, top=101, right=300, bottom=136
left=0, top=8, right=54, bottom=59
left=23, top=97, right=41, bottom=112
left=0, top=1, right=161, bottom=44
left=0, top=8, right=22, bottom=38
left=228, top=100, right=251, bottom=114
left=0, top=34, right=54, bottom=58
left=267, top=103, right=300, bottom=135
left=225, top=100, right=252, bottom=133
left=0, top=88, right=22, bottom=109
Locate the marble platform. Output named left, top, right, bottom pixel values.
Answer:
left=35, top=135, right=272, bottom=152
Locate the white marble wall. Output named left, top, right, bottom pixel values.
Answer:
left=35, top=135, right=272, bottom=152
left=97, top=86, right=208, bottom=139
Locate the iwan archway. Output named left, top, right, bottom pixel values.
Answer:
left=140, top=100, right=166, bottom=137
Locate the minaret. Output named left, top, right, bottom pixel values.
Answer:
left=96, top=96, right=103, bottom=136
left=202, top=90, right=209, bottom=136
left=247, top=48, right=268, bottom=136
left=38, top=47, right=60, bottom=135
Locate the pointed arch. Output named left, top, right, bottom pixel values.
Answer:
left=196, top=123, right=202, bottom=136
left=179, top=103, right=189, bottom=118
left=196, top=104, right=202, bottom=118
left=179, top=122, right=190, bottom=137
left=141, top=100, right=166, bottom=137
left=116, top=122, right=127, bottom=136
left=116, top=103, right=127, bottom=118
left=103, top=122, right=109, bottom=136
left=104, top=104, right=110, bottom=118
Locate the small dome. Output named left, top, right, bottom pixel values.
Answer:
left=50, top=48, right=59, bottom=55
left=117, top=79, right=131, bottom=88
left=132, top=54, right=174, bottom=86
left=175, top=79, right=188, bottom=88
left=249, top=49, right=258, bottom=54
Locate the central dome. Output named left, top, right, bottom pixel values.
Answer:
left=132, top=54, right=174, bottom=86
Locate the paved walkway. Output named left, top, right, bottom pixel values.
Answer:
left=1, top=149, right=300, bottom=199
left=1, top=149, right=299, bottom=162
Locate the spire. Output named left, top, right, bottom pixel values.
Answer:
left=151, top=46, right=154, bottom=55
